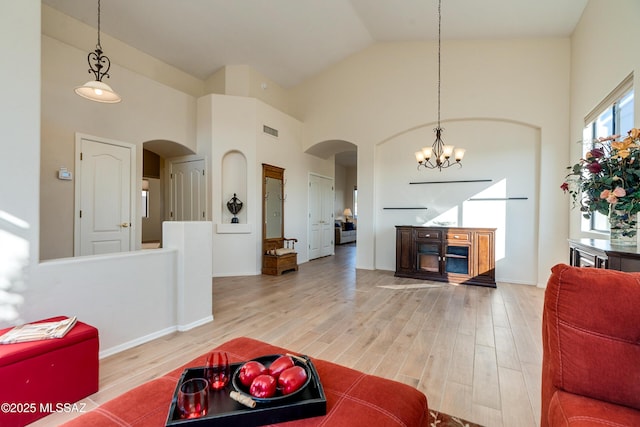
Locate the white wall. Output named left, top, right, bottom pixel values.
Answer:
left=164, top=222, right=213, bottom=332
left=40, top=34, right=197, bottom=260
left=203, top=94, right=334, bottom=276
left=207, top=95, right=260, bottom=276
left=42, top=5, right=204, bottom=98
left=569, top=0, right=640, bottom=239
left=376, top=119, right=539, bottom=284
left=256, top=99, right=335, bottom=262
left=0, top=5, right=212, bottom=359
left=293, top=39, right=571, bottom=285
left=30, top=251, right=177, bottom=357
left=20, top=221, right=212, bottom=357
left=8, top=2, right=636, bottom=352
left=0, top=1, right=41, bottom=324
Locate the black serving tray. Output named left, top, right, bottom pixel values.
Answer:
left=166, top=355, right=326, bottom=426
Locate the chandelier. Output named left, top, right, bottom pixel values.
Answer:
left=74, top=0, right=121, bottom=103
left=415, top=0, right=464, bottom=170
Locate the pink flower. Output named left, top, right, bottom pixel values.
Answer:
left=600, top=189, right=611, bottom=199
left=613, top=187, right=626, bottom=197
left=607, top=195, right=618, bottom=204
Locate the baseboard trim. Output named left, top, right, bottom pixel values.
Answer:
left=99, top=315, right=216, bottom=359
left=99, top=325, right=178, bottom=359
left=178, top=315, right=214, bottom=332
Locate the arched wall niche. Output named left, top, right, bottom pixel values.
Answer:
left=374, top=117, right=541, bottom=285
left=221, top=150, right=248, bottom=224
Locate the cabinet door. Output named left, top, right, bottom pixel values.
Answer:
left=474, top=231, right=496, bottom=282
left=396, top=227, right=415, bottom=274
left=444, top=243, right=471, bottom=276
left=416, top=240, right=442, bottom=274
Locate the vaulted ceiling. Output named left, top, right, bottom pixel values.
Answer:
left=42, top=0, right=588, bottom=88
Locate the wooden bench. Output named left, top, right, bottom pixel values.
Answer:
left=263, top=237, right=298, bottom=275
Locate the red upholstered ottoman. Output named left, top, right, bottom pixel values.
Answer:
left=0, top=316, right=99, bottom=426
left=61, top=337, right=428, bottom=426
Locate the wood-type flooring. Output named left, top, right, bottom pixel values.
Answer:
left=34, top=243, right=544, bottom=427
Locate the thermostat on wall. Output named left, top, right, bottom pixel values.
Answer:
left=58, top=167, right=72, bottom=180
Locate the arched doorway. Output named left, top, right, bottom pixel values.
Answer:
left=142, top=140, right=198, bottom=247
left=305, top=140, right=358, bottom=258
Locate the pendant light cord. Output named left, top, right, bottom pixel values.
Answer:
left=96, top=0, right=102, bottom=50
left=437, top=0, right=441, bottom=128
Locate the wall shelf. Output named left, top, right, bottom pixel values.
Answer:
left=467, top=197, right=528, bottom=201
left=409, top=179, right=492, bottom=185
left=383, top=207, right=428, bottom=210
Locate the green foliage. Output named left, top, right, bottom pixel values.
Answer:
left=562, top=129, right=640, bottom=221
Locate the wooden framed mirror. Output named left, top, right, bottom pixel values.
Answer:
left=263, top=164, right=284, bottom=242
left=262, top=164, right=297, bottom=275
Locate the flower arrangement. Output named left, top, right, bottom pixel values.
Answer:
left=561, top=128, right=640, bottom=243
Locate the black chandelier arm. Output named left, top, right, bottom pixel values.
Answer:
left=417, top=159, right=462, bottom=171
left=87, top=48, right=112, bottom=81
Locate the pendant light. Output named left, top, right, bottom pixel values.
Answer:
left=415, top=0, right=464, bottom=170
left=74, top=0, right=121, bottom=103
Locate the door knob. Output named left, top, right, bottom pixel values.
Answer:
left=120, top=222, right=129, bottom=228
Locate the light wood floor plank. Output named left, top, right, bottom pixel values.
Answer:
left=32, top=244, right=545, bottom=427
left=499, top=366, right=537, bottom=427
left=440, top=381, right=473, bottom=422
left=448, top=332, right=475, bottom=386
left=472, top=344, right=501, bottom=411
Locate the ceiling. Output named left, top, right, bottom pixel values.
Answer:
left=42, top=0, right=588, bottom=89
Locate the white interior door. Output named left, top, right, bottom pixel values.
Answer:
left=308, top=174, right=334, bottom=260
left=76, top=136, right=133, bottom=256
left=309, top=179, right=322, bottom=259
left=169, top=158, right=206, bottom=221
left=319, top=177, right=334, bottom=256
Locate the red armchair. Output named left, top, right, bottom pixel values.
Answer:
left=541, top=264, right=640, bottom=427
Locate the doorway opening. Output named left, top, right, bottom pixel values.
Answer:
left=142, top=140, right=198, bottom=248
left=305, top=140, right=358, bottom=263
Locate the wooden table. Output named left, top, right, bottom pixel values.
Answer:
left=568, top=238, right=640, bottom=271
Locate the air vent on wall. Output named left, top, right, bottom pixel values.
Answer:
left=263, top=125, right=279, bottom=138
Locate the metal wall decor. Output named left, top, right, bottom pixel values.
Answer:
left=226, top=193, right=243, bottom=223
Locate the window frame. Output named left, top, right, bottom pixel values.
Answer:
left=583, top=80, right=634, bottom=234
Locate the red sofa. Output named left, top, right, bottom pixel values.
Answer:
left=61, top=336, right=428, bottom=426
left=541, top=264, right=640, bottom=427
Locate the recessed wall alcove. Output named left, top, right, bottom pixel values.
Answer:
left=218, top=150, right=249, bottom=233
left=375, top=118, right=540, bottom=285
